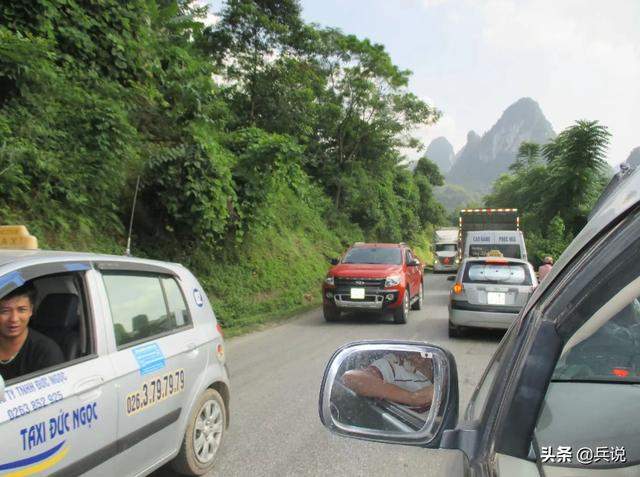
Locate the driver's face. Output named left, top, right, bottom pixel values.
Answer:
left=0, top=296, right=33, bottom=340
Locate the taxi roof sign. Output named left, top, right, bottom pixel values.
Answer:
left=0, top=225, right=38, bottom=250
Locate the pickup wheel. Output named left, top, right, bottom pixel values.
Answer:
left=393, top=290, right=409, bottom=324
left=323, top=305, right=341, bottom=322
left=411, top=282, right=423, bottom=310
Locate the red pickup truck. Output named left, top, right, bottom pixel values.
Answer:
left=322, top=243, right=424, bottom=324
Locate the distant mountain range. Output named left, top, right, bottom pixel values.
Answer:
left=422, top=97, right=556, bottom=211
left=445, top=97, right=556, bottom=193
left=425, top=136, right=455, bottom=174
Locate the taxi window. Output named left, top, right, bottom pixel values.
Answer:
left=0, top=270, right=93, bottom=384
left=102, top=273, right=190, bottom=347
left=161, top=277, right=191, bottom=327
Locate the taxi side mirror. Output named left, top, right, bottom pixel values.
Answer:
left=0, top=375, right=5, bottom=402
left=330, top=258, right=339, bottom=265
left=319, top=341, right=459, bottom=448
left=446, top=275, right=456, bottom=282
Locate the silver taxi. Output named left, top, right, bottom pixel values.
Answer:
left=448, top=256, right=537, bottom=337
left=0, top=228, right=229, bottom=476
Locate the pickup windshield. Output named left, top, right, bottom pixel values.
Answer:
left=342, top=248, right=402, bottom=265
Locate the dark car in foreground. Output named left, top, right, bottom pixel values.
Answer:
left=318, top=164, right=640, bottom=476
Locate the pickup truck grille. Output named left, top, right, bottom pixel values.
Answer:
left=334, top=277, right=385, bottom=288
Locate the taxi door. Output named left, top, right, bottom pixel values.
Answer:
left=94, top=264, right=208, bottom=475
left=0, top=265, right=118, bottom=476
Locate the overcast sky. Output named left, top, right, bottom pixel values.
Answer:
left=303, top=0, right=640, bottom=166
left=207, top=0, right=639, bottom=166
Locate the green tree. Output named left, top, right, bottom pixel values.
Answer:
left=206, top=0, right=305, bottom=124
left=510, top=141, right=541, bottom=172
left=543, top=120, right=610, bottom=232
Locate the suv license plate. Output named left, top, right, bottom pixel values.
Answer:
left=487, top=292, right=506, bottom=305
left=350, top=288, right=365, bottom=299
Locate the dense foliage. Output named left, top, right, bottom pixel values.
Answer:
left=0, top=0, right=446, bottom=330
left=485, top=121, right=611, bottom=265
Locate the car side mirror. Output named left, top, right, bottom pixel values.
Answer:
left=330, top=258, right=339, bottom=265
left=319, top=341, right=459, bottom=447
left=0, top=375, right=5, bottom=402
left=408, top=259, right=420, bottom=267
left=446, top=275, right=456, bottom=282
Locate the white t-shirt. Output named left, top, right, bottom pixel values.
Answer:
left=369, top=354, right=432, bottom=392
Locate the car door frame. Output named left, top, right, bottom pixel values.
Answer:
left=445, top=204, right=640, bottom=474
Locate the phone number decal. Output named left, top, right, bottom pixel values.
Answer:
left=126, top=369, right=185, bottom=416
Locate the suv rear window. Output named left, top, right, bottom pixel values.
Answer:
left=342, top=248, right=402, bottom=265
left=464, top=262, right=532, bottom=285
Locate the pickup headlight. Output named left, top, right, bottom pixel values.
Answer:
left=324, top=276, right=334, bottom=286
left=385, top=275, right=402, bottom=287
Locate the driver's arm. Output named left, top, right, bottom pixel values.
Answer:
left=342, top=366, right=433, bottom=407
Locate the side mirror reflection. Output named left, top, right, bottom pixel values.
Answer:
left=319, top=341, right=458, bottom=447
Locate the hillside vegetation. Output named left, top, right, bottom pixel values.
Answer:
left=485, top=122, right=612, bottom=265
left=0, top=0, right=446, bottom=333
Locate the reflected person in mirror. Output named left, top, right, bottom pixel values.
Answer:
left=342, top=352, right=434, bottom=412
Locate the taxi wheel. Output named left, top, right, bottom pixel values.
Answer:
left=393, top=290, right=409, bottom=324
left=411, top=282, right=423, bottom=310
left=172, top=388, right=226, bottom=476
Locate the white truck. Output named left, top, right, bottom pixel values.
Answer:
left=458, top=208, right=527, bottom=261
left=432, top=227, right=459, bottom=272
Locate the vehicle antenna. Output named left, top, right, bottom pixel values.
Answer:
left=125, top=175, right=141, bottom=257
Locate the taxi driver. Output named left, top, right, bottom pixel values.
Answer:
left=342, top=352, right=434, bottom=411
left=0, top=283, right=64, bottom=381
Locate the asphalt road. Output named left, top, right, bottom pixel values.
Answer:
left=153, top=273, right=503, bottom=477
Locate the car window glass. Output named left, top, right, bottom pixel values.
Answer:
left=466, top=325, right=516, bottom=422
left=342, top=248, right=402, bottom=265
left=1, top=271, right=92, bottom=384
left=469, top=244, right=521, bottom=259
left=162, top=277, right=191, bottom=327
left=103, top=273, right=173, bottom=347
left=435, top=244, right=457, bottom=252
left=534, top=280, right=640, bottom=467
left=465, top=263, right=531, bottom=285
